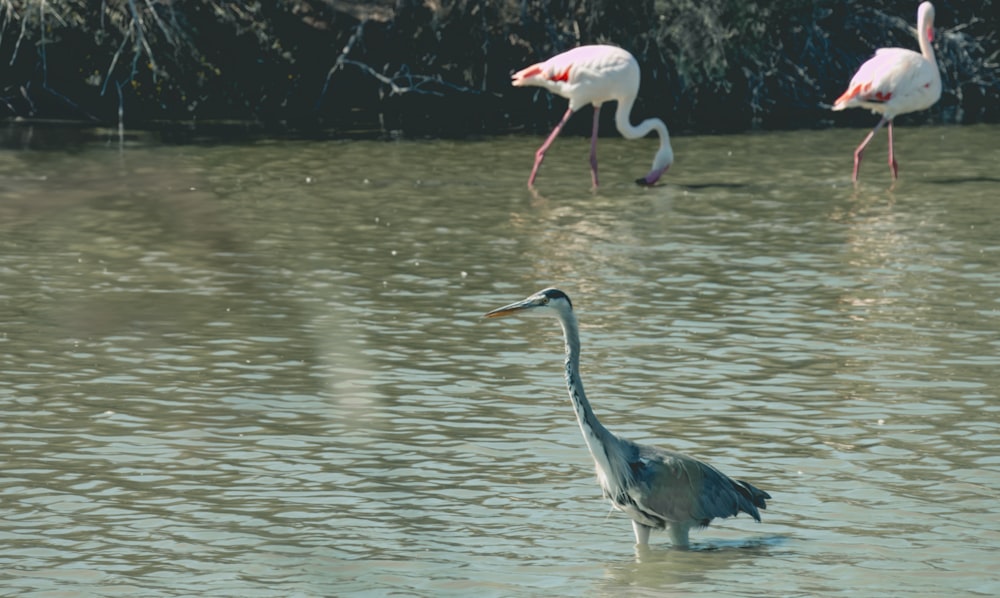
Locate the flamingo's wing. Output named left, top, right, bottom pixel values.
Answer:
left=833, top=48, right=928, bottom=110
left=511, top=48, right=588, bottom=87
left=512, top=61, right=567, bottom=86
left=511, top=45, right=636, bottom=110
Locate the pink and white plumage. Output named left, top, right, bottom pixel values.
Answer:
left=832, top=1, right=941, bottom=182
left=512, top=45, right=673, bottom=187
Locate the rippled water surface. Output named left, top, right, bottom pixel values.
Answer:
left=1, top=123, right=999, bottom=596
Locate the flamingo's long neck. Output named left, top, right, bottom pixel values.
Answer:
left=917, top=8, right=937, bottom=65
left=612, top=95, right=674, bottom=178
left=557, top=311, right=630, bottom=497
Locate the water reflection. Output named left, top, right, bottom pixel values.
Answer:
left=601, top=537, right=784, bottom=593
left=0, top=124, right=998, bottom=596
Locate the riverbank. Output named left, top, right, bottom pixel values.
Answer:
left=1, top=1, right=997, bottom=137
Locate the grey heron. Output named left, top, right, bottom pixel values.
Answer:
left=484, top=288, right=770, bottom=547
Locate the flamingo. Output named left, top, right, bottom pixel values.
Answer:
left=512, top=45, right=674, bottom=188
left=832, top=1, right=941, bottom=182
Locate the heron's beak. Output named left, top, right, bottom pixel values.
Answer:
left=484, top=297, right=538, bottom=318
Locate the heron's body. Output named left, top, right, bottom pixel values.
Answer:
left=512, top=45, right=673, bottom=187
left=832, top=2, right=941, bottom=182
left=485, top=288, right=769, bottom=547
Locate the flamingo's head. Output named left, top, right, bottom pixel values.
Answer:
left=636, top=144, right=673, bottom=186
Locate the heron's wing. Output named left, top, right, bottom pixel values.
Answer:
left=630, top=445, right=769, bottom=526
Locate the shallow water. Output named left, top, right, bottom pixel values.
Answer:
left=1, top=122, right=999, bottom=596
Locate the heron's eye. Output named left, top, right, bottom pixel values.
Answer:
left=540, top=296, right=549, bottom=305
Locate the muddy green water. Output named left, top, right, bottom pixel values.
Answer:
left=1, top=123, right=998, bottom=596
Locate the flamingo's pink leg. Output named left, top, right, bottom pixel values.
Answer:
left=853, top=116, right=889, bottom=183
left=589, top=105, right=601, bottom=187
left=528, top=108, right=575, bottom=187
left=887, top=120, right=898, bottom=179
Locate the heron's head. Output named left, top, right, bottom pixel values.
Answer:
left=484, top=288, right=573, bottom=319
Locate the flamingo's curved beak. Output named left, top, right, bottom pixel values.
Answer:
left=636, top=165, right=670, bottom=186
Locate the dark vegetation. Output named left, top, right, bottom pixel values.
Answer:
left=0, top=0, right=997, bottom=138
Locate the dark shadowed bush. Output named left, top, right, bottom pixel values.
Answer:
left=0, top=0, right=996, bottom=135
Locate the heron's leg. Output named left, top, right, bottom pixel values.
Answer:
left=852, top=116, right=889, bottom=183
left=528, top=107, right=574, bottom=187
left=631, top=520, right=651, bottom=545
left=668, top=523, right=691, bottom=549
left=887, top=119, right=898, bottom=179
left=589, top=104, right=601, bottom=187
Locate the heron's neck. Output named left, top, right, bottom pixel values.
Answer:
left=558, top=312, right=629, bottom=490
left=613, top=95, right=674, bottom=173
